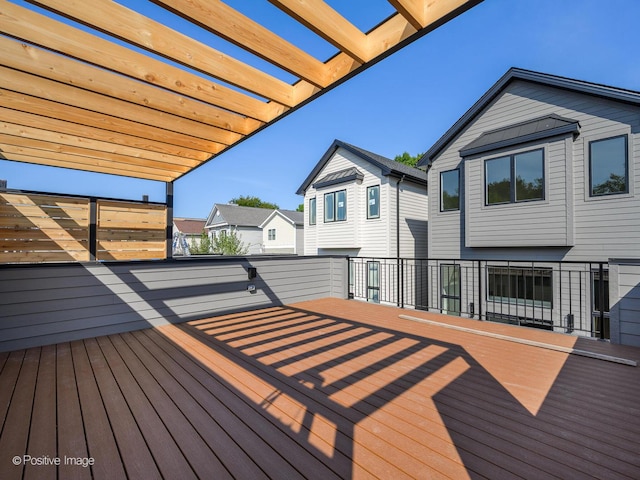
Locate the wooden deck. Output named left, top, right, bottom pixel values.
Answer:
left=1, top=298, right=639, bottom=479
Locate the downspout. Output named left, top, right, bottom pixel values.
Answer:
left=396, top=174, right=405, bottom=307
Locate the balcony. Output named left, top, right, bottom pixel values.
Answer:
left=1, top=270, right=639, bottom=479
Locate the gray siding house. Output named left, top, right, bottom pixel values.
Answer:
left=297, top=140, right=428, bottom=304
left=417, top=68, right=640, bottom=341
left=205, top=204, right=272, bottom=255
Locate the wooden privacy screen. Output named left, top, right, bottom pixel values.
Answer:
left=96, top=200, right=166, bottom=261
left=0, top=192, right=167, bottom=263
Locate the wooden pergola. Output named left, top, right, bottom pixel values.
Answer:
left=0, top=0, right=482, bottom=183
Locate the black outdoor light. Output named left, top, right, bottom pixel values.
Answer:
left=248, top=267, right=257, bottom=280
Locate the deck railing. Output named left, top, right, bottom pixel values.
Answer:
left=348, top=257, right=610, bottom=339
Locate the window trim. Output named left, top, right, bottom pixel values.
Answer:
left=309, top=197, right=316, bottom=225
left=440, top=169, right=460, bottom=212
left=267, top=228, right=276, bottom=241
left=440, top=264, right=461, bottom=315
left=324, top=189, right=347, bottom=223
left=367, top=185, right=380, bottom=219
left=484, top=148, right=545, bottom=206
left=366, top=261, right=380, bottom=303
left=588, top=134, right=629, bottom=198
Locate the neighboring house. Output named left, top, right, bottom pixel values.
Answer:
left=204, top=204, right=272, bottom=255
left=259, top=209, right=304, bottom=254
left=417, top=67, right=640, bottom=335
left=172, top=217, right=206, bottom=255
left=297, top=139, right=428, bottom=303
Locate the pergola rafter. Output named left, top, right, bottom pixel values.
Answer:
left=0, top=0, right=482, bottom=182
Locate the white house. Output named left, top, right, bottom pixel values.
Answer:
left=204, top=204, right=272, bottom=255
left=259, top=209, right=304, bottom=254
left=297, top=140, right=428, bottom=304
left=416, top=67, right=640, bottom=342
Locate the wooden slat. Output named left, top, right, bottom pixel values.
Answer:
left=25, top=0, right=296, bottom=108
left=0, top=193, right=88, bottom=209
left=0, top=67, right=241, bottom=145
left=151, top=0, right=328, bottom=88
left=0, top=36, right=261, bottom=136
left=0, top=239, right=89, bottom=252
left=96, top=249, right=166, bottom=261
left=1, top=1, right=286, bottom=120
left=269, top=0, right=369, bottom=63
left=388, top=0, right=428, bottom=30
left=0, top=228, right=87, bottom=242
left=0, top=91, right=221, bottom=156
left=0, top=250, right=90, bottom=263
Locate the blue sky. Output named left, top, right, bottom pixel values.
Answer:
left=3, top=0, right=640, bottom=218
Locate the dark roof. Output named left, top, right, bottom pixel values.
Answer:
left=278, top=210, right=304, bottom=225
left=297, top=140, right=427, bottom=195
left=459, top=114, right=580, bottom=157
left=418, top=67, right=640, bottom=167
left=173, top=218, right=206, bottom=235
left=206, top=204, right=273, bottom=228
left=312, top=167, right=364, bottom=189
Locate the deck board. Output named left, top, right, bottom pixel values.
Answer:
left=1, top=298, right=639, bottom=479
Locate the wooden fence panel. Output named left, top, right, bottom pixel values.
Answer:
left=0, top=193, right=90, bottom=263
left=96, top=200, right=166, bottom=261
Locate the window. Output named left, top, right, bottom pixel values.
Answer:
left=487, top=266, right=552, bottom=308
left=268, top=228, right=276, bottom=240
left=440, top=264, right=461, bottom=315
left=485, top=149, right=544, bottom=205
left=589, top=135, right=628, bottom=196
left=367, top=185, right=380, bottom=219
left=324, top=190, right=346, bottom=222
left=367, top=261, right=380, bottom=303
left=440, top=169, right=460, bottom=211
left=309, top=197, right=316, bottom=225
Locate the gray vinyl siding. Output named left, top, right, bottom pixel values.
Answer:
left=609, top=260, right=640, bottom=347
left=429, top=79, right=640, bottom=261
left=397, top=181, right=429, bottom=258
left=0, top=256, right=347, bottom=352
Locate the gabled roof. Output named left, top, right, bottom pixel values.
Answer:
left=206, top=204, right=273, bottom=228
left=173, top=218, right=206, bottom=235
left=259, top=209, right=304, bottom=228
left=297, top=139, right=427, bottom=195
left=418, top=67, right=640, bottom=167
left=459, top=114, right=580, bottom=157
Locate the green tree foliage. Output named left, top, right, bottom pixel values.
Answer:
left=393, top=151, right=424, bottom=168
left=592, top=173, right=626, bottom=195
left=230, top=195, right=279, bottom=209
left=296, top=203, right=304, bottom=212
left=189, top=230, right=212, bottom=254
left=212, top=230, right=249, bottom=255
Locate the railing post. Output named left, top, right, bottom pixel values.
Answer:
left=477, top=260, right=482, bottom=320
left=400, top=258, right=405, bottom=309
left=89, top=197, right=97, bottom=262
left=598, top=262, right=605, bottom=340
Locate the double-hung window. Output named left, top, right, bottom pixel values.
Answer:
left=367, top=185, right=380, bottom=219
left=485, top=149, right=544, bottom=205
left=324, top=190, right=346, bottom=222
left=589, top=135, right=628, bottom=196
left=309, top=197, right=316, bottom=225
left=268, top=229, right=276, bottom=240
left=440, top=169, right=460, bottom=211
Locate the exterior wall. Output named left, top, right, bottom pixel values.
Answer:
left=261, top=214, right=298, bottom=254
left=209, top=225, right=263, bottom=255
left=609, top=259, right=640, bottom=346
left=303, top=147, right=428, bottom=258
left=429, top=79, right=640, bottom=262
left=0, top=256, right=347, bottom=352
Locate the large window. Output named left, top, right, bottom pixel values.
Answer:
left=487, top=266, right=552, bottom=308
left=589, top=135, right=628, bottom=196
left=309, top=197, right=316, bottom=225
left=485, top=149, right=544, bottom=205
left=367, top=185, right=380, bottom=219
left=324, top=190, right=346, bottom=222
left=440, top=169, right=460, bottom=211
left=440, top=264, right=461, bottom=315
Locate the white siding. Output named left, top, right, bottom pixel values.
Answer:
left=429, top=79, right=640, bottom=261
left=262, top=214, right=297, bottom=254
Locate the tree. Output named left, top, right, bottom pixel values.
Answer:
left=393, top=151, right=424, bottom=168
left=189, top=230, right=212, bottom=255
left=296, top=203, right=304, bottom=212
left=230, top=195, right=279, bottom=209
left=592, top=173, right=626, bottom=195
left=212, top=229, right=249, bottom=255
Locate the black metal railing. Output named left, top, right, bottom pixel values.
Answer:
left=348, top=257, right=610, bottom=339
